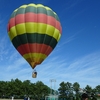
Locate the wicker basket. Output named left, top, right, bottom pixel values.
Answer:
left=32, top=72, right=37, bottom=78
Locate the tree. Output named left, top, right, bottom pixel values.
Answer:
left=95, top=85, right=100, bottom=94
left=33, top=81, right=50, bottom=100
left=23, top=80, right=31, bottom=96
left=85, top=85, right=92, bottom=94
left=0, top=79, right=50, bottom=99
left=73, top=82, right=80, bottom=100
left=58, top=81, right=67, bottom=100
left=66, top=82, right=74, bottom=99
left=0, top=81, right=7, bottom=98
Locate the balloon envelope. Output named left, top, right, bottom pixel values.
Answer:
left=7, top=3, right=62, bottom=69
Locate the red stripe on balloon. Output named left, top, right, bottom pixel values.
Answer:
left=8, top=13, right=62, bottom=33
left=17, top=43, right=53, bottom=56
left=8, top=17, right=15, bottom=30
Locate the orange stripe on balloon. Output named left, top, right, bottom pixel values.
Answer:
left=17, top=43, right=53, bottom=56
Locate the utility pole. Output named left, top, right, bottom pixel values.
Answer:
left=50, top=79, right=56, bottom=95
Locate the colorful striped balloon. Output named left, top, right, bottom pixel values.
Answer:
left=7, top=3, right=62, bottom=69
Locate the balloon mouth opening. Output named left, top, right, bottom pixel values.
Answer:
left=30, top=62, right=41, bottom=69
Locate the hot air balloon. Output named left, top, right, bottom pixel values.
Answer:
left=7, top=3, right=62, bottom=78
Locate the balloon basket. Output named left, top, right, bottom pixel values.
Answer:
left=32, top=69, right=37, bottom=78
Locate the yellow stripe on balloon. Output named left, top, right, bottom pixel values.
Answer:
left=23, top=53, right=47, bottom=61
left=8, top=27, right=17, bottom=40
left=8, top=22, right=61, bottom=41
left=19, top=5, right=27, bottom=8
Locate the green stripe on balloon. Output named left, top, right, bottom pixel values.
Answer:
left=10, top=6, right=60, bottom=21
left=12, top=33, right=58, bottom=49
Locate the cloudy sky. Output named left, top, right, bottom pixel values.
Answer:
left=0, top=0, right=100, bottom=90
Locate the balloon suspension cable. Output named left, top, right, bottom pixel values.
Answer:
left=33, top=68, right=36, bottom=72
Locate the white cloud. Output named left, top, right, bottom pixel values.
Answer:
left=0, top=28, right=100, bottom=89
left=0, top=33, right=100, bottom=89
left=36, top=51, right=100, bottom=88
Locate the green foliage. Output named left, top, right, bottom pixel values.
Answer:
left=0, top=79, right=50, bottom=100
left=0, top=79, right=100, bottom=100
left=58, top=82, right=100, bottom=100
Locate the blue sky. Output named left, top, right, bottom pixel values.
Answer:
left=0, top=0, right=100, bottom=90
